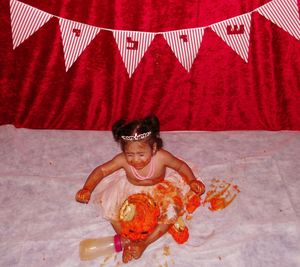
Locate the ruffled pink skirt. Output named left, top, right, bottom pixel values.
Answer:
left=92, top=165, right=199, bottom=224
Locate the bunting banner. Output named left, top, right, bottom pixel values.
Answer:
left=8, top=0, right=300, bottom=77
left=59, top=18, right=100, bottom=71
left=210, top=13, right=252, bottom=62
left=113, top=31, right=156, bottom=77
left=163, top=28, right=205, bottom=72
left=10, top=0, right=53, bottom=49
left=256, top=0, right=300, bottom=40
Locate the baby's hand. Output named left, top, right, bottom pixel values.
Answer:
left=189, top=179, right=205, bottom=195
left=75, top=188, right=91, bottom=203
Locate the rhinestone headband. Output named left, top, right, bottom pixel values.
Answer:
left=121, top=131, right=151, bottom=141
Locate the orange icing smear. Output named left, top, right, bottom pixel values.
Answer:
left=168, top=224, right=189, bottom=244
left=120, top=193, right=160, bottom=241
left=163, top=245, right=171, bottom=256
left=185, top=193, right=201, bottom=214
left=204, top=179, right=240, bottom=211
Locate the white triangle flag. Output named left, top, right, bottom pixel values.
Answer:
left=59, top=18, right=100, bottom=71
left=113, top=31, right=155, bottom=77
left=257, top=0, right=300, bottom=40
left=163, top=28, right=205, bottom=72
left=10, top=0, right=53, bottom=49
left=211, top=13, right=252, bottom=62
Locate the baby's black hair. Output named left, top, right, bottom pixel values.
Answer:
left=112, top=115, right=163, bottom=151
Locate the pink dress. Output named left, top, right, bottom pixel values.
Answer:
left=92, top=161, right=199, bottom=224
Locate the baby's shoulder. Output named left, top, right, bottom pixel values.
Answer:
left=156, top=149, right=174, bottom=161
left=111, top=153, right=127, bottom=165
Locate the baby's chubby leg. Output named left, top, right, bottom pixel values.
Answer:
left=111, top=220, right=122, bottom=235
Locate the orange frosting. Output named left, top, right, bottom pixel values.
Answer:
left=186, top=193, right=201, bottom=214
left=168, top=224, right=189, bottom=244
left=119, top=193, right=160, bottom=241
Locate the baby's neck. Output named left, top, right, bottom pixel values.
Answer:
left=130, top=156, right=155, bottom=180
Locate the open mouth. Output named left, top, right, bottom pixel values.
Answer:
left=132, top=164, right=144, bottom=169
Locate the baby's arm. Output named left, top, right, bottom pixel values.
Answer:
left=160, top=150, right=205, bottom=195
left=75, top=154, right=124, bottom=203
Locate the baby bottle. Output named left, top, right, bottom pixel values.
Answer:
left=79, top=234, right=123, bottom=260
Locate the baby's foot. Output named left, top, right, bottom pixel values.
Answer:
left=130, top=240, right=148, bottom=260
left=122, top=241, right=133, bottom=263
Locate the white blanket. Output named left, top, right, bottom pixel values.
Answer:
left=0, top=125, right=299, bottom=267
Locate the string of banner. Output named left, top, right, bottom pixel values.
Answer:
left=10, top=0, right=300, bottom=77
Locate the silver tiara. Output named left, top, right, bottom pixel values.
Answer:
left=121, top=131, right=151, bottom=141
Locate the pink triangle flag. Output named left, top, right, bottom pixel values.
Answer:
left=257, top=0, right=300, bottom=40
left=10, top=0, right=53, bottom=49
left=59, top=18, right=100, bottom=71
left=211, top=13, right=252, bottom=62
left=113, top=31, right=155, bottom=77
left=163, top=28, right=205, bottom=72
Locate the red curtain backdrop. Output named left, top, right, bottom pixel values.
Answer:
left=1, top=0, right=300, bottom=130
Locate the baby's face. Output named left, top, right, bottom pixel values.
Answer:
left=124, top=141, right=154, bottom=169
